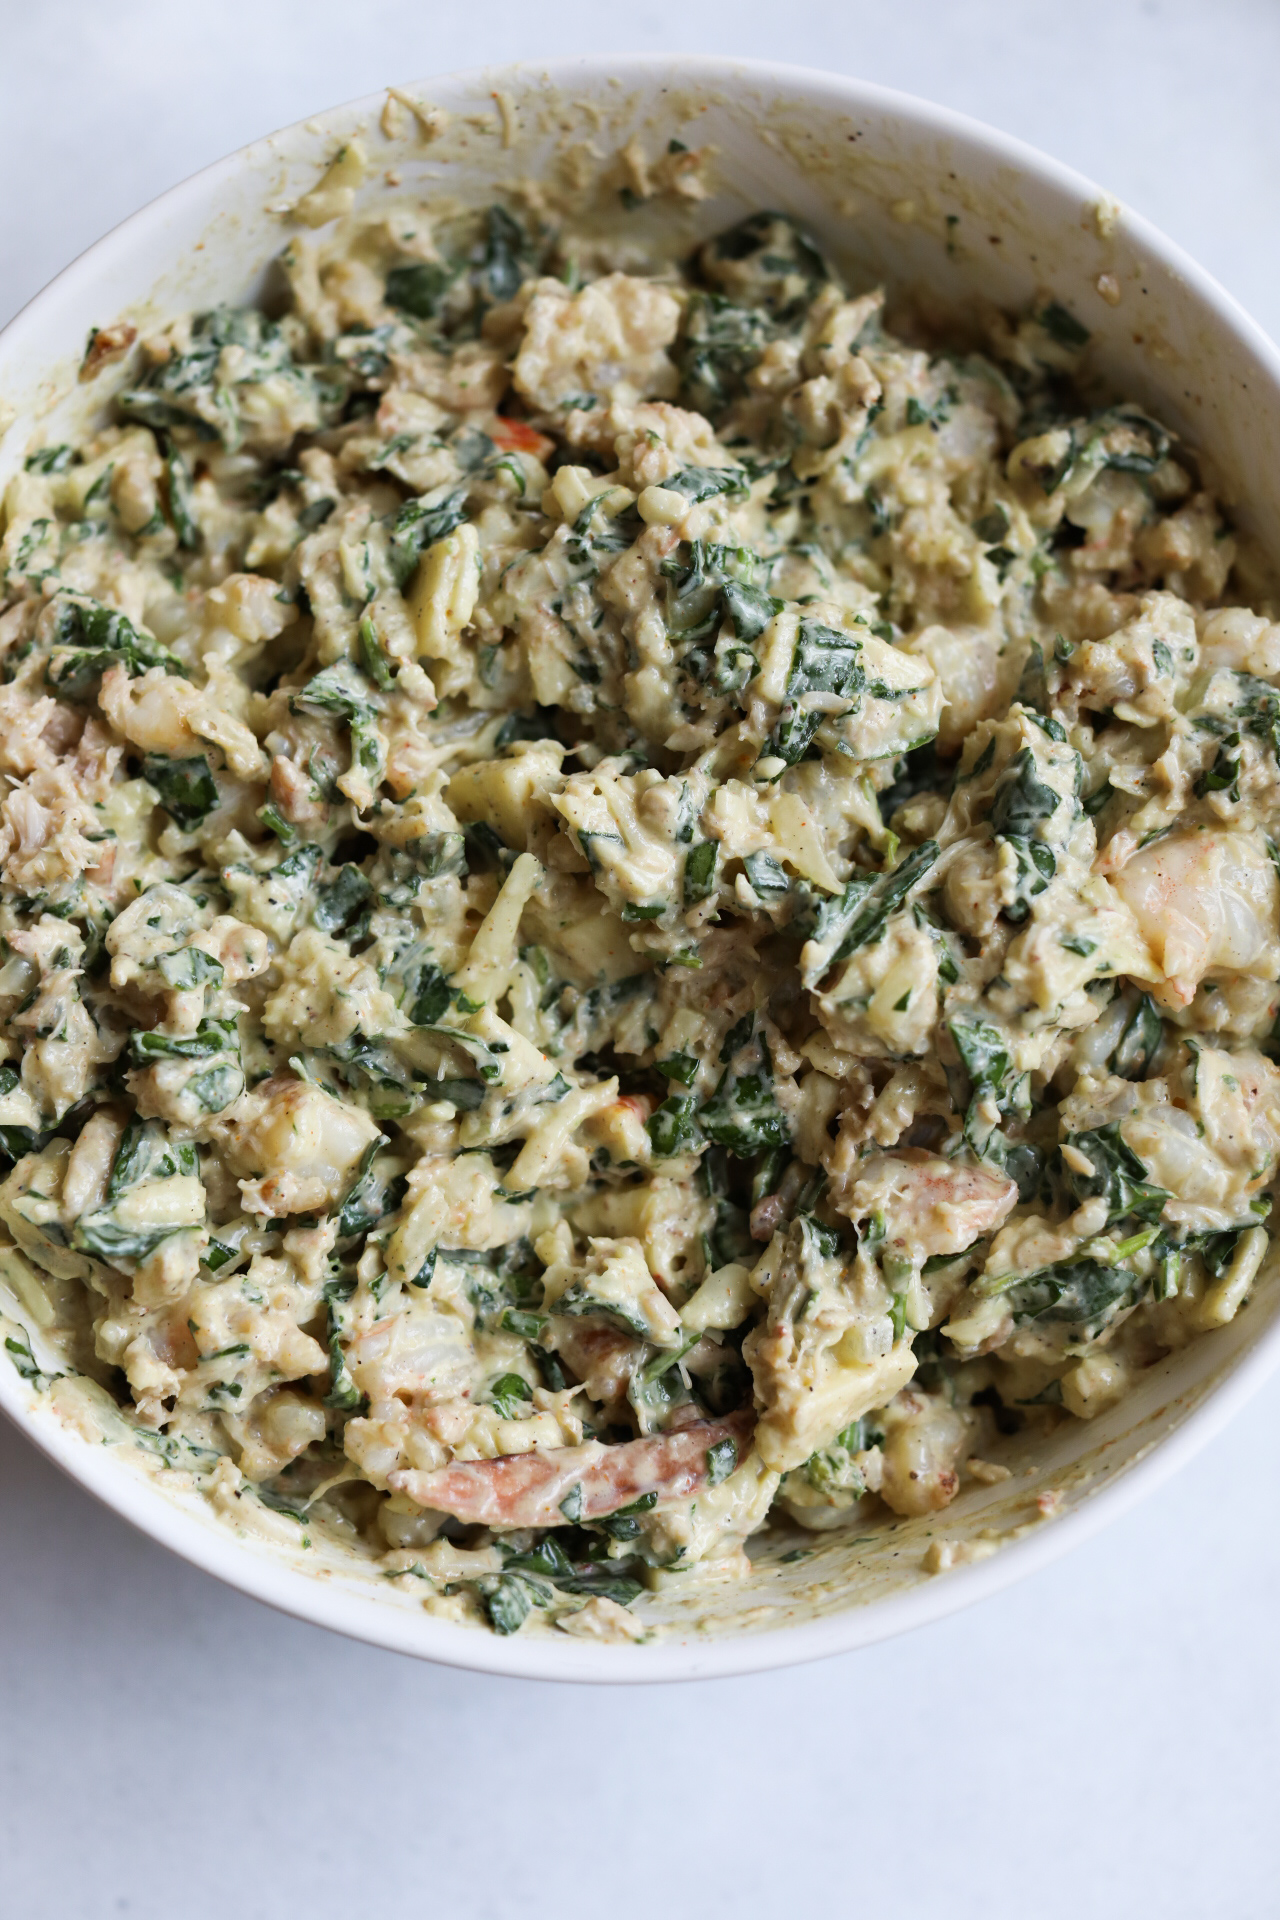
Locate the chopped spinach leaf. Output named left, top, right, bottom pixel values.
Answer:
left=388, top=487, right=469, bottom=586
left=1060, top=1124, right=1168, bottom=1226
left=156, top=947, right=223, bottom=991
left=483, top=1569, right=550, bottom=1634
left=647, top=1091, right=703, bottom=1158
left=488, top=1372, right=534, bottom=1419
left=45, top=596, right=185, bottom=698
left=336, top=1135, right=394, bottom=1239
left=1111, top=994, right=1163, bottom=1079
left=996, top=1258, right=1137, bottom=1326
left=1037, top=301, right=1091, bottom=348
left=358, top=616, right=395, bottom=690
left=700, top=1019, right=789, bottom=1158
left=665, top=465, right=749, bottom=504
left=477, top=205, right=527, bottom=305
left=385, top=260, right=451, bottom=318
left=313, top=863, right=372, bottom=935
left=683, top=839, right=718, bottom=905
left=129, top=1016, right=238, bottom=1064
left=141, top=753, right=219, bottom=831
left=771, top=619, right=866, bottom=765
left=805, top=840, right=940, bottom=981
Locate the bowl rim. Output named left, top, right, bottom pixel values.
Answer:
left=4, top=50, right=1280, bottom=1684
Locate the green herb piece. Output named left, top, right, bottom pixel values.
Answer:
left=678, top=292, right=773, bottom=414
left=583, top=1495, right=657, bottom=1549
left=742, top=853, right=788, bottom=902
left=385, top=261, right=451, bottom=318
left=45, top=596, right=186, bottom=699
left=387, top=486, right=468, bottom=586
left=993, top=1258, right=1137, bottom=1326
left=683, top=839, right=718, bottom=905
left=803, top=1415, right=881, bottom=1497
left=558, top=1484, right=584, bottom=1523
left=4, top=1327, right=61, bottom=1388
left=501, top=1307, right=548, bottom=1342
left=948, top=1015, right=1008, bottom=1088
left=25, top=445, right=75, bottom=474
left=974, top=503, right=1011, bottom=544
left=478, top=205, right=527, bottom=304
left=990, top=747, right=1062, bottom=839
left=189, top=1064, right=244, bottom=1112
left=987, top=744, right=1072, bottom=919
left=657, top=1053, right=699, bottom=1087
left=488, top=1372, right=534, bottom=1419
left=555, top=1283, right=652, bottom=1342
left=1195, top=732, right=1243, bottom=803
left=378, top=832, right=467, bottom=907
left=502, top=1536, right=577, bottom=1580
left=203, top=1224, right=249, bottom=1274
left=700, top=1019, right=789, bottom=1158
left=947, top=1011, right=1037, bottom=1187
left=484, top=1569, right=550, bottom=1635
left=1037, top=301, right=1091, bottom=348
left=141, top=754, right=218, bottom=831
left=254, top=1487, right=309, bottom=1525
left=561, top=1571, right=644, bottom=1605
left=406, top=958, right=451, bottom=1026
left=666, top=465, right=749, bottom=504
left=336, top=1135, right=393, bottom=1239
left=156, top=948, right=224, bottom=991
left=323, top=1328, right=365, bottom=1412
left=358, top=615, right=395, bottom=690
left=647, top=1091, right=703, bottom=1158
left=771, top=619, right=867, bottom=766
left=906, top=394, right=951, bottom=429
left=162, top=438, right=201, bottom=549
left=1111, top=993, right=1163, bottom=1079
left=313, top=864, right=372, bottom=935
left=722, top=579, right=780, bottom=644
left=1060, top=1124, right=1169, bottom=1226
left=256, top=802, right=298, bottom=846
left=289, top=661, right=377, bottom=722
left=296, top=497, right=335, bottom=531
left=129, top=1016, right=238, bottom=1064
left=74, top=1178, right=203, bottom=1262
left=706, top=1437, right=738, bottom=1485
left=107, top=1118, right=159, bottom=1200
left=805, top=840, right=940, bottom=981
left=116, top=305, right=318, bottom=449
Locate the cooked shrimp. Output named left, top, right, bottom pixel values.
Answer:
left=832, top=1149, right=1018, bottom=1261
left=1112, top=828, right=1280, bottom=1007
left=878, top=1388, right=974, bottom=1516
left=388, top=1409, right=754, bottom=1528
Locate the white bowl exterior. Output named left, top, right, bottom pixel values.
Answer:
left=3, top=55, right=1280, bottom=1681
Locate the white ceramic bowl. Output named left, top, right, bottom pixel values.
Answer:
left=4, top=55, right=1280, bottom=1683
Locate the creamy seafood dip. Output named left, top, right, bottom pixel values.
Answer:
left=2, top=182, right=1278, bottom=1640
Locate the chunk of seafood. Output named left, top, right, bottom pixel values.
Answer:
left=833, top=1150, right=1018, bottom=1260
left=388, top=1409, right=754, bottom=1528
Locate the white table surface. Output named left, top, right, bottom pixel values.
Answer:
left=3, top=5, right=1280, bottom=1915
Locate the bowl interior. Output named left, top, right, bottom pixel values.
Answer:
left=2, top=55, right=1278, bottom=1679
